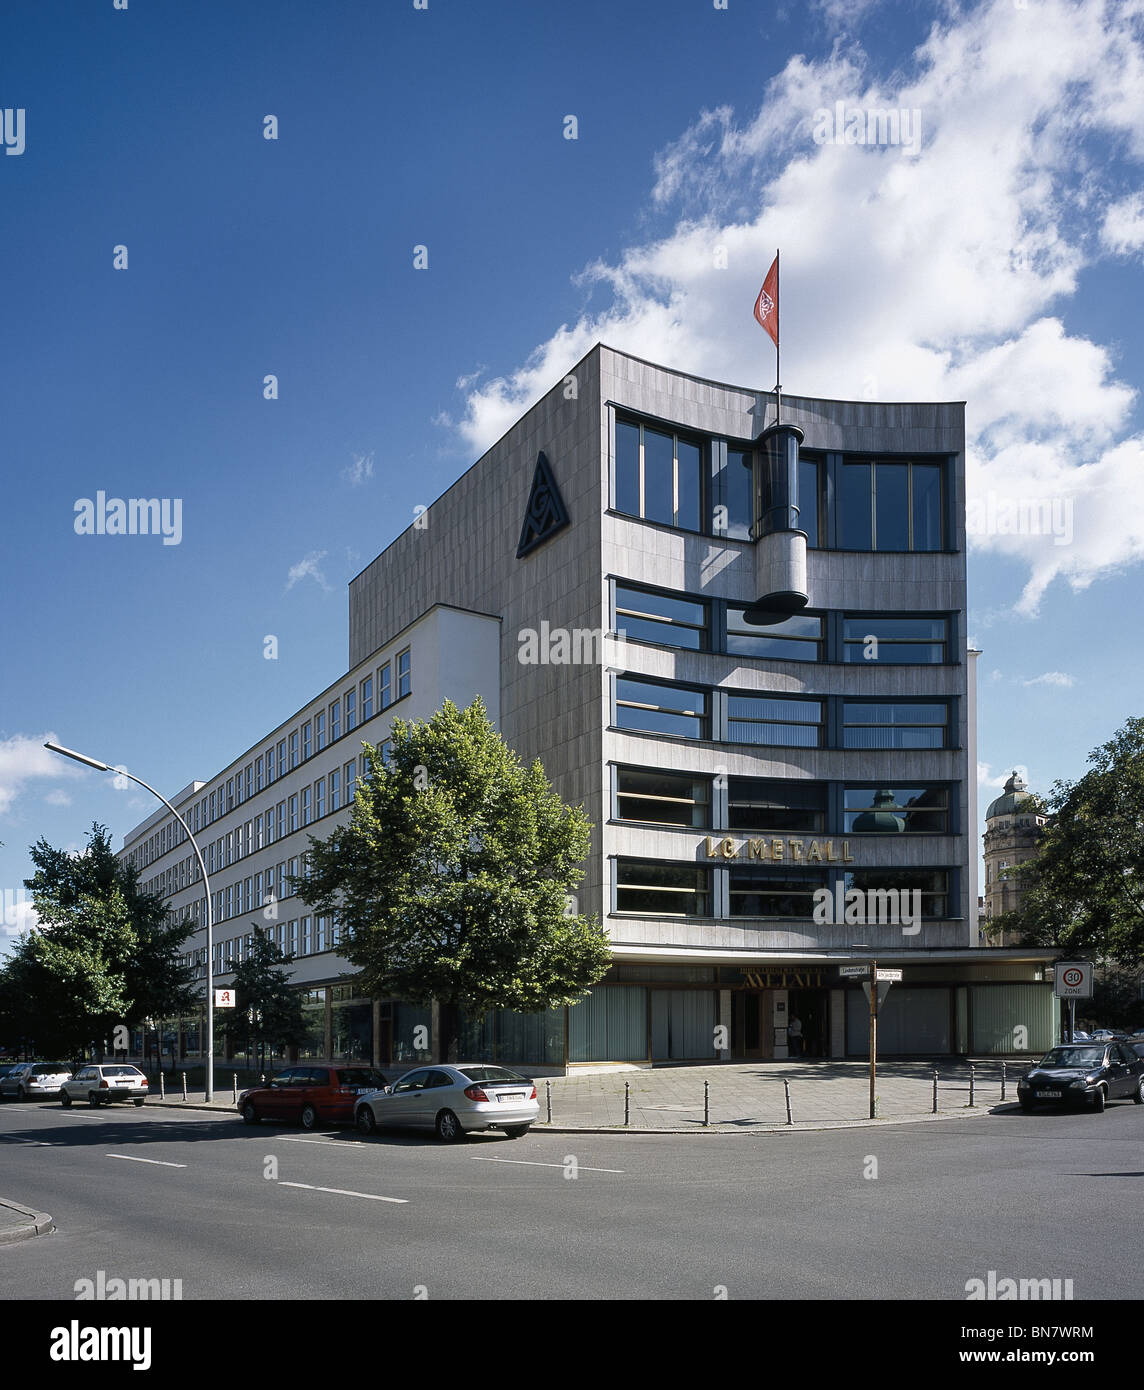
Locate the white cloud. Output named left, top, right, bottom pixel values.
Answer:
left=342, top=451, right=374, bottom=486
left=0, top=890, right=39, bottom=946
left=44, top=789, right=72, bottom=806
left=1100, top=191, right=1144, bottom=257
left=285, top=550, right=331, bottom=592
left=449, top=0, right=1144, bottom=617
left=0, top=734, right=85, bottom=818
left=1021, top=671, right=1077, bottom=688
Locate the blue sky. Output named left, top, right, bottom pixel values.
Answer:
left=3, top=0, right=1143, bottom=945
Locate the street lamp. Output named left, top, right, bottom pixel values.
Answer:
left=44, top=741, right=217, bottom=1102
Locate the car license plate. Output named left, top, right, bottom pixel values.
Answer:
left=1040, top=1090, right=1061, bottom=1098
left=497, top=1092, right=525, bottom=1102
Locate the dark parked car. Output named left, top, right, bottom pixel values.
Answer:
left=1017, top=1042, right=1144, bottom=1112
left=238, top=1064, right=388, bottom=1130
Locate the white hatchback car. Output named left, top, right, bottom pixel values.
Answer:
left=0, top=1062, right=73, bottom=1101
left=355, top=1064, right=540, bottom=1142
left=61, top=1064, right=149, bottom=1108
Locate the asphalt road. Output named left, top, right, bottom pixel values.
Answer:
left=1, top=1096, right=1138, bottom=1301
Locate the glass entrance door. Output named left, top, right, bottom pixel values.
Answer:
left=733, top=991, right=774, bottom=1060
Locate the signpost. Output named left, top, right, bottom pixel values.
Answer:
left=1053, top=960, right=1092, bottom=1042
left=852, top=961, right=902, bottom=1118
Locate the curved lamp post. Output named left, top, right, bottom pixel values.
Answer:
left=44, top=741, right=216, bottom=1102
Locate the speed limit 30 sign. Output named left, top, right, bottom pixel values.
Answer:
left=1053, top=961, right=1093, bottom=998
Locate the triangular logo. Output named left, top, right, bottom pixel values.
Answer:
left=517, top=451, right=570, bottom=558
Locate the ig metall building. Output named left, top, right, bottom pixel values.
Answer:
left=119, top=345, right=1058, bottom=1070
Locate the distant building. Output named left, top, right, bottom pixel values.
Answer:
left=982, top=770, right=1047, bottom=943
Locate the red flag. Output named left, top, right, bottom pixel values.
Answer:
left=753, top=255, right=779, bottom=347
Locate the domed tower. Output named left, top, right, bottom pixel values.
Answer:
left=982, top=770, right=1047, bottom=943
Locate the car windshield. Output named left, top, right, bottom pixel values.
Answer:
left=335, top=1069, right=387, bottom=1087
left=33, top=1065, right=69, bottom=1074
left=456, top=1066, right=528, bottom=1084
left=1039, top=1047, right=1105, bottom=1068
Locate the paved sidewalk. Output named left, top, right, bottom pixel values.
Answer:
left=0, top=1197, right=54, bottom=1243
left=145, top=1058, right=1016, bottom=1132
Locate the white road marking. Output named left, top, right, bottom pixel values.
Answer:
left=470, top=1157, right=625, bottom=1173
left=105, top=1153, right=187, bottom=1167
left=278, top=1181, right=407, bottom=1203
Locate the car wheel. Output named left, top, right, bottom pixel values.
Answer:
left=1091, top=1086, right=1106, bottom=1113
left=300, top=1104, right=319, bottom=1131
left=1134, top=1078, right=1144, bottom=1105
left=88, top=1092, right=100, bottom=1108
left=435, top=1109, right=465, bottom=1143
left=1018, top=1099, right=1033, bottom=1112
left=356, top=1106, right=376, bottom=1136
left=504, top=1125, right=530, bottom=1139
left=133, top=1098, right=145, bottom=1107
left=18, top=1088, right=27, bottom=1102
left=60, top=1090, right=72, bottom=1108
left=242, top=1101, right=260, bottom=1126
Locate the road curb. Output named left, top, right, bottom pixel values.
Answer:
left=533, top=1107, right=1005, bottom=1134
left=0, top=1198, right=55, bottom=1243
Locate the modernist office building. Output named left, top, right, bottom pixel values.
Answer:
left=119, top=345, right=1058, bottom=1067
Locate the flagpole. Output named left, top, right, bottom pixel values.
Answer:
left=774, top=247, right=781, bottom=427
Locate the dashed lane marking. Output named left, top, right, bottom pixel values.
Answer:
left=278, top=1181, right=407, bottom=1203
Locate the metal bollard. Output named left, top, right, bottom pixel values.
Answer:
left=232, top=1073, right=238, bottom=1104
left=783, top=1077, right=793, bottom=1126
left=1000, top=1060, right=1007, bottom=1101
left=969, top=1063, right=976, bottom=1108
left=545, top=1080, right=552, bottom=1124
left=181, top=1071, right=187, bottom=1102
left=703, top=1079, right=710, bottom=1128
left=932, top=1067, right=938, bottom=1114
left=624, top=1081, right=630, bottom=1127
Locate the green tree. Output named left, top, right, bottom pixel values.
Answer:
left=298, top=698, right=610, bottom=1049
left=5, top=823, right=198, bottom=1056
left=222, top=927, right=308, bottom=1072
left=1000, top=716, right=1144, bottom=965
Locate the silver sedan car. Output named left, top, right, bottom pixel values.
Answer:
left=355, top=1064, right=540, bottom=1142
left=0, top=1062, right=73, bottom=1101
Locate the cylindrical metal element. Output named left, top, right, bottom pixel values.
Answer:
left=624, top=1081, right=630, bottom=1127
left=159, top=1071, right=165, bottom=1100
left=181, top=1071, right=187, bottom=1102
left=746, top=530, right=808, bottom=618
left=969, top=1063, right=976, bottom=1108
left=233, top=1073, right=238, bottom=1103
left=784, top=1077, right=793, bottom=1126
left=703, top=1079, right=710, bottom=1128
left=752, top=423, right=805, bottom=537
left=1001, top=1061, right=1006, bottom=1101
left=932, top=1067, right=938, bottom=1114
left=546, top=1080, right=552, bottom=1124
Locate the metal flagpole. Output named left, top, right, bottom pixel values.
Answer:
left=774, top=247, right=781, bottom=427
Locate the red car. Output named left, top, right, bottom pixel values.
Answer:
left=238, top=1064, right=388, bottom=1130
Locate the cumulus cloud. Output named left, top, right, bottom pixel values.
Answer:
left=1101, top=191, right=1144, bottom=256
left=1021, top=671, right=1077, bottom=688
left=448, top=0, right=1144, bottom=618
left=285, top=550, right=331, bottom=592
left=0, top=734, right=85, bottom=819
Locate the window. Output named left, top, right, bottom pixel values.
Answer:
left=301, top=917, right=312, bottom=955
left=614, top=583, right=707, bottom=650
left=277, top=800, right=286, bottom=840
left=302, top=722, right=312, bottom=760
left=615, top=677, right=708, bottom=740
left=844, top=868, right=949, bottom=918
left=615, top=768, right=711, bottom=827
left=844, top=786, right=951, bottom=834
left=266, top=748, right=275, bottom=786
left=277, top=740, right=287, bottom=780
left=727, top=693, right=822, bottom=748
left=245, top=764, right=253, bottom=800
left=729, top=867, right=828, bottom=918
left=226, top=778, right=234, bottom=811
left=615, top=860, right=710, bottom=916
left=846, top=615, right=949, bottom=664
left=315, top=711, right=325, bottom=752
left=397, top=649, right=411, bottom=699
left=301, top=786, right=311, bottom=827
left=289, top=795, right=298, bottom=832
left=330, top=699, right=341, bottom=742
left=225, top=832, right=233, bottom=866
left=842, top=701, right=950, bottom=750
left=798, top=458, right=820, bottom=548
left=290, top=731, right=299, bottom=769
left=614, top=418, right=702, bottom=531
left=277, top=862, right=286, bottom=901
left=345, top=760, right=356, bottom=801
left=209, top=791, right=216, bottom=823
left=264, top=809, right=274, bottom=846
left=362, top=676, right=373, bottom=722
left=726, top=608, right=822, bottom=661
left=728, top=779, right=826, bottom=834
left=330, top=768, right=340, bottom=812
left=315, top=777, right=325, bottom=819
left=841, top=459, right=944, bottom=551
left=346, top=689, right=356, bottom=731
left=724, top=446, right=753, bottom=541
left=379, top=662, right=391, bottom=709
left=255, top=756, right=263, bottom=792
